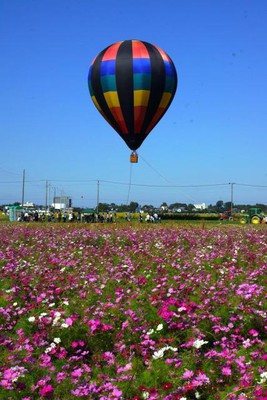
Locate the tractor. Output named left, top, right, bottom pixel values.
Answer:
left=220, top=210, right=233, bottom=221
left=240, top=207, right=267, bottom=224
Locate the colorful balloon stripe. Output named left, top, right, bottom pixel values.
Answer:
left=133, top=74, right=151, bottom=90
left=133, top=58, right=151, bottom=74
left=100, top=60, right=116, bottom=76
left=132, top=40, right=150, bottom=59
left=101, top=41, right=121, bottom=61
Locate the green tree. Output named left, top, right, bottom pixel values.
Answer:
left=129, top=202, right=139, bottom=212
left=142, top=204, right=155, bottom=213
left=187, top=204, right=194, bottom=212
left=216, top=200, right=224, bottom=210
left=169, top=202, right=187, bottom=211
left=98, top=203, right=110, bottom=212
left=224, top=202, right=232, bottom=211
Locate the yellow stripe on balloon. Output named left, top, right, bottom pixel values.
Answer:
left=91, top=96, right=102, bottom=112
left=159, top=92, right=172, bottom=108
left=134, top=90, right=150, bottom=106
left=104, top=91, right=120, bottom=108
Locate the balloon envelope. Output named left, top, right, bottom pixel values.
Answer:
left=88, top=40, right=177, bottom=151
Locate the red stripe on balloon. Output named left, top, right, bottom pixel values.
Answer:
left=110, top=107, right=128, bottom=133
left=132, top=40, right=150, bottom=59
left=134, top=106, right=147, bottom=133
left=145, top=107, right=165, bottom=134
left=102, top=41, right=122, bottom=61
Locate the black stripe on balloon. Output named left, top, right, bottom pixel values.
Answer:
left=165, top=59, right=178, bottom=114
left=115, top=40, right=136, bottom=149
left=89, top=47, right=121, bottom=134
left=141, top=42, right=166, bottom=135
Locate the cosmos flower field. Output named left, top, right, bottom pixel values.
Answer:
left=0, top=223, right=266, bottom=400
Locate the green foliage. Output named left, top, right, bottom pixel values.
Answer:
left=159, top=212, right=220, bottom=221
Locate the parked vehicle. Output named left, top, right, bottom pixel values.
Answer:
left=220, top=210, right=233, bottom=221
left=240, top=207, right=267, bottom=224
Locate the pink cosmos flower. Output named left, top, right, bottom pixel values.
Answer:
left=56, top=372, right=67, bottom=382
left=165, top=358, right=180, bottom=365
left=182, top=369, right=194, bottom=379
left=0, top=379, right=9, bottom=388
left=88, top=318, right=102, bottom=333
left=111, top=387, right=123, bottom=397
left=117, top=363, right=132, bottom=374
left=102, top=351, right=115, bottom=365
left=39, top=384, right=54, bottom=398
left=17, top=328, right=24, bottom=336
left=121, top=320, right=129, bottom=330
left=101, top=323, right=113, bottom=331
left=71, top=368, right=83, bottom=378
left=196, top=372, right=210, bottom=384
left=158, top=306, right=174, bottom=320
left=222, top=366, right=232, bottom=376
left=237, top=395, right=248, bottom=400
left=65, top=317, right=73, bottom=326
left=57, top=347, right=67, bottom=359
left=248, top=329, right=259, bottom=337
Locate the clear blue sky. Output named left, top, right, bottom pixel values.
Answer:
left=1, top=0, right=267, bottom=208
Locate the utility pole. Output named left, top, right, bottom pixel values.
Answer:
left=53, top=187, right=56, bottom=210
left=45, top=181, right=49, bottom=212
left=21, top=169, right=25, bottom=207
left=96, top=180, right=100, bottom=213
left=229, top=182, right=235, bottom=216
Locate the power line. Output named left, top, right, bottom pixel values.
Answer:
left=235, top=183, right=267, bottom=188
left=0, top=180, right=46, bottom=184
left=100, top=180, right=230, bottom=188
left=1, top=178, right=267, bottom=189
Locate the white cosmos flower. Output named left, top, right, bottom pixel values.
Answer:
left=39, top=312, right=48, bottom=318
left=45, top=347, right=52, bottom=353
left=152, top=349, right=165, bottom=360
left=258, top=371, right=267, bottom=384
left=152, top=345, right=177, bottom=360
left=193, top=339, right=208, bottom=349
left=142, top=391, right=150, bottom=399
left=156, top=323, right=163, bottom=331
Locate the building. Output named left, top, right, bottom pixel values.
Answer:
left=52, top=196, right=72, bottom=210
left=193, top=203, right=206, bottom=211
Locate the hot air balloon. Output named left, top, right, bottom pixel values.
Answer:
left=88, top=40, right=177, bottom=162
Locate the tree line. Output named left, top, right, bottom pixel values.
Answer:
left=96, top=201, right=267, bottom=214
left=1, top=200, right=266, bottom=214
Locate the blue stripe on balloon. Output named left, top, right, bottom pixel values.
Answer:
left=133, top=58, right=151, bottom=74
left=100, top=60, right=116, bottom=76
left=88, top=66, right=92, bottom=80
left=164, top=61, right=176, bottom=76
